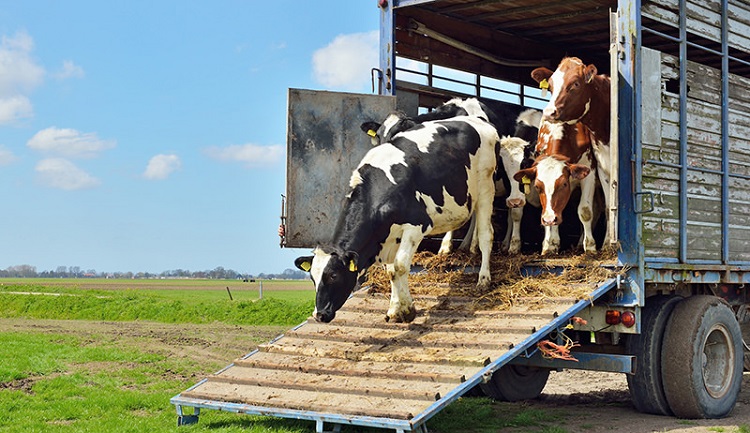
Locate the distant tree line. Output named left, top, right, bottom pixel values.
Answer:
left=0, top=264, right=307, bottom=280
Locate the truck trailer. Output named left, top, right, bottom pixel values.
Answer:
left=172, top=0, right=750, bottom=431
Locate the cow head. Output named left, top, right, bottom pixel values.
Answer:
left=295, top=247, right=360, bottom=323
left=360, top=111, right=415, bottom=146
left=499, top=136, right=531, bottom=209
left=531, top=57, right=598, bottom=124
left=513, top=155, right=590, bottom=226
left=498, top=110, right=542, bottom=208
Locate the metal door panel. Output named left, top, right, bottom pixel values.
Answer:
left=285, top=89, right=396, bottom=248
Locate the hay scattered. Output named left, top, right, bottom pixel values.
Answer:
left=364, top=249, right=624, bottom=311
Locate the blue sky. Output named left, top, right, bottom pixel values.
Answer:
left=0, top=1, right=380, bottom=275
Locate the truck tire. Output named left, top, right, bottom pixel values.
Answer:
left=479, top=364, right=550, bottom=402
left=661, top=295, right=743, bottom=419
left=625, top=294, right=682, bottom=416
left=735, top=305, right=750, bottom=371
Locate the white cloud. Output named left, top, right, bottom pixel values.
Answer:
left=143, top=154, right=181, bottom=180
left=52, top=60, right=84, bottom=80
left=0, top=95, right=33, bottom=123
left=204, top=143, right=283, bottom=168
left=27, top=127, right=116, bottom=159
left=0, top=145, right=18, bottom=166
left=0, top=31, right=45, bottom=124
left=35, top=158, right=100, bottom=190
left=312, top=31, right=378, bottom=92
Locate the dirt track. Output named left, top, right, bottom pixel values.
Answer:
left=2, top=318, right=748, bottom=433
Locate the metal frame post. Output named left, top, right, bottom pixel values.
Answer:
left=379, top=1, right=395, bottom=95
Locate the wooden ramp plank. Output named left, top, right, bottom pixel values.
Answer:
left=181, top=381, right=426, bottom=420
left=258, top=337, right=496, bottom=366
left=317, top=310, right=558, bottom=333
left=287, top=322, right=535, bottom=350
left=233, top=352, right=474, bottom=383
left=209, top=367, right=455, bottom=401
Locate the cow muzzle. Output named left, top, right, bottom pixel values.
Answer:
left=314, top=310, right=336, bottom=323
left=542, top=214, right=561, bottom=226
left=506, top=197, right=526, bottom=208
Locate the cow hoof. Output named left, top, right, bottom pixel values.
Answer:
left=476, top=277, right=491, bottom=290
left=508, top=241, right=521, bottom=255
left=386, top=305, right=417, bottom=323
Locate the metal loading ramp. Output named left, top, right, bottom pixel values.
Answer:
left=171, top=277, right=617, bottom=433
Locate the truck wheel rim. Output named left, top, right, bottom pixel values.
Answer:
left=702, top=324, right=735, bottom=399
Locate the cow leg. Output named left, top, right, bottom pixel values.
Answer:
left=457, top=215, right=477, bottom=252
left=542, top=225, right=560, bottom=255
left=578, top=174, right=597, bottom=254
left=438, top=231, right=453, bottom=255
left=385, top=226, right=421, bottom=323
left=474, top=183, right=494, bottom=289
left=501, top=207, right=522, bottom=254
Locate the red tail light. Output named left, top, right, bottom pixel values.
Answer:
left=605, top=310, right=621, bottom=325
left=621, top=311, right=636, bottom=328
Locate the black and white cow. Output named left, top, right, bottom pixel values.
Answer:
left=360, top=97, right=522, bottom=147
left=296, top=114, right=499, bottom=323
left=498, top=108, right=543, bottom=254
left=361, top=97, right=531, bottom=254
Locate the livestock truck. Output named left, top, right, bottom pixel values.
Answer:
left=172, top=0, right=750, bottom=431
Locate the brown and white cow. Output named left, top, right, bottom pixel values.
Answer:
left=514, top=120, right=596, bottom=255
left=531, top=57, right=612, bottom=244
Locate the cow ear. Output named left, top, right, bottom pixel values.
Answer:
left=513, top=167, right=537, bottom=183
left=360, top=121, right=381, bottom=138
left=569, top=164, right=591, bottom=180
left=344, top=251, right=359, bottom=273
left=530, top=67, right=553, bottom=84
left=294, top=256, right=314, bottom=272
left=584, top=64, right=598, bottom=83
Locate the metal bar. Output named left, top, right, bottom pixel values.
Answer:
left=509, top=351, right=636, bottom=374
left=644, top=267, right=750, bottom=284
left=616, top=0, right=640, bottom=266
left=641, top=26, right=750, bottom=68
left=380, top=1, right=395, bottom=95
left=408, top=20, right=542, bottom=68
left=393, top=0, right=439, bottom=8
left=678, top=0, right=688, bottom=264
left=170, top=396, right=414, bottom=432
left=721, top=0, right=730, bottom=264
left=609, top=10, right=620, bottom=245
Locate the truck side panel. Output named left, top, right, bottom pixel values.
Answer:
left=639, top=0, right=750, bottom=265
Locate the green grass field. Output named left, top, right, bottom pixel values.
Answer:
left=0, top=279, right=747, bottom=433
left=0, top=279, right=314, bottom=326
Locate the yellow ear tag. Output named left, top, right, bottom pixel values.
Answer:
left=522, top=176, right=531, bottom=195
left=539, top=78, right=549, bottom=98
left=349, top=260, right=358, bottom=272
left=367, top=129, right=377, bottom=137
left=300, top=261, right=311, bottom=272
